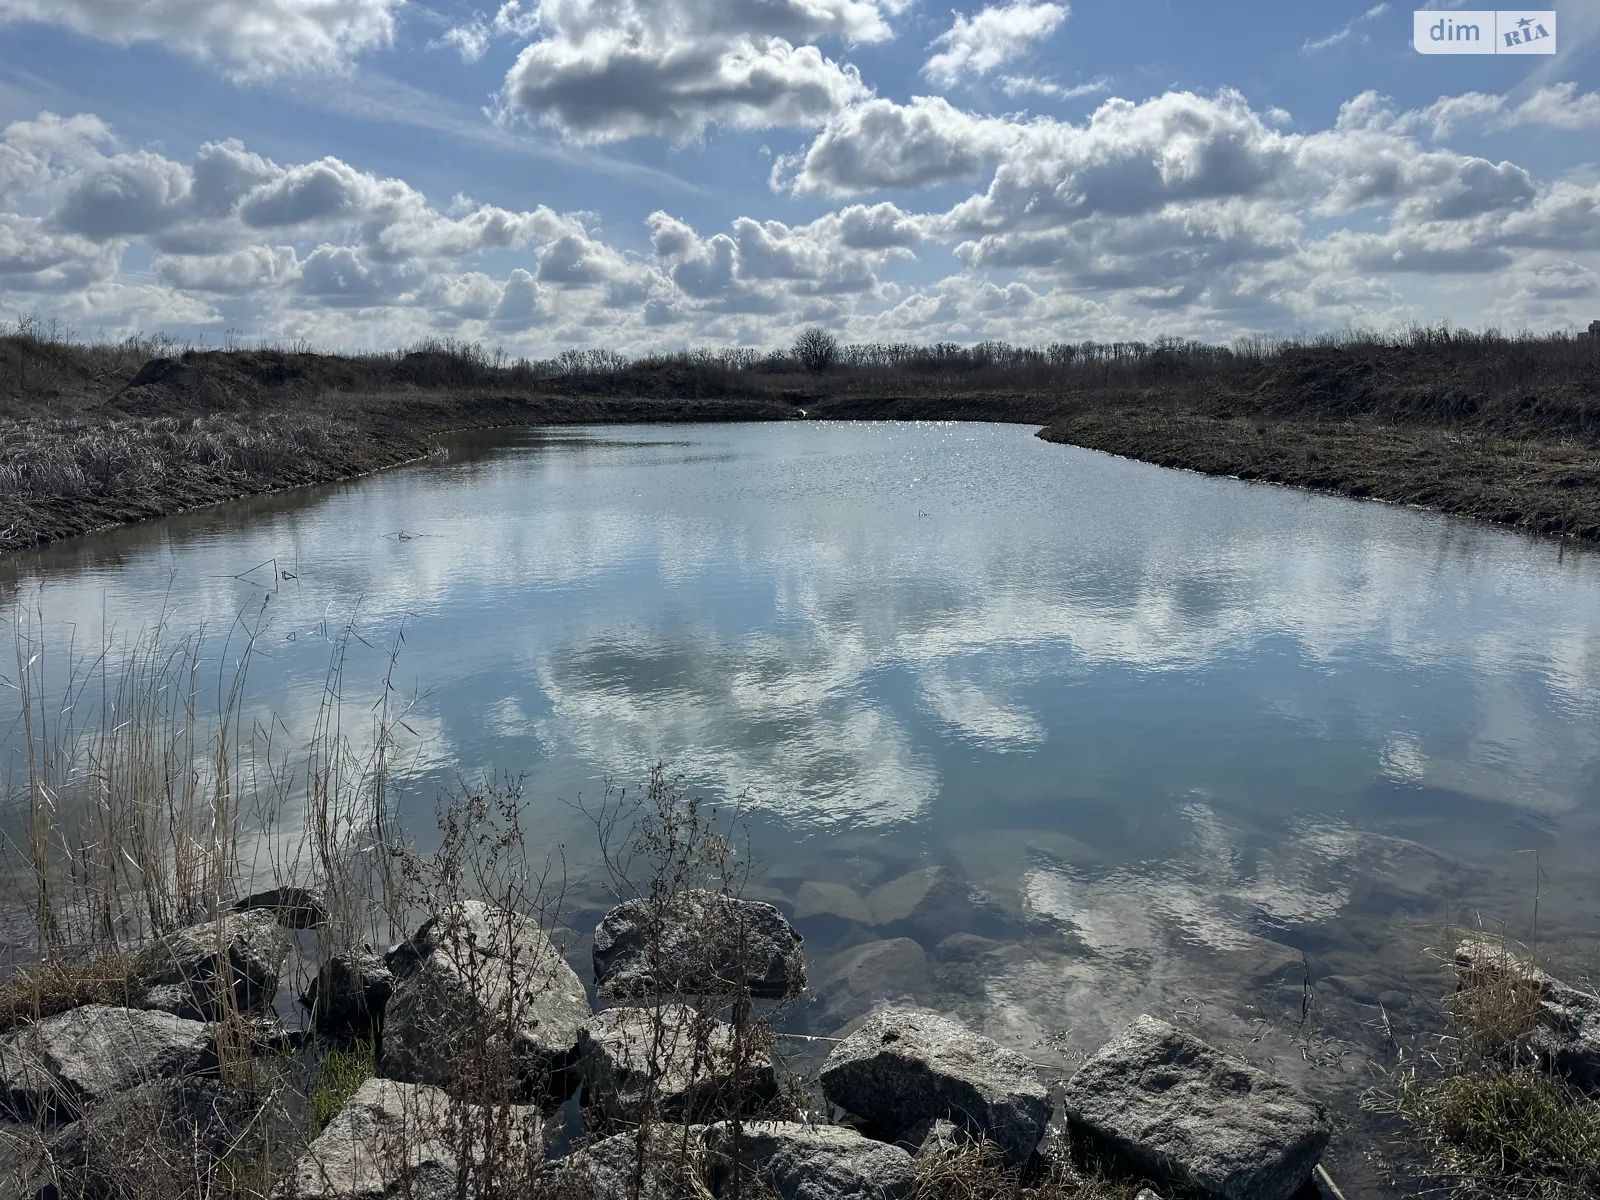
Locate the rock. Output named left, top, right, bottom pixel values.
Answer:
left=1135, top=1191, right=1163, bottom=1200
left=819, top=1007, right=1050, bottom=1167
left=1060, top=1016, right=1330, bottom=1200
left=532, top=1125, right=708, bottom=1200
left=378, top=900, right=590, bottom=1099
left=795, top=882, right=874, bottom=926
left=233, top=885, right=330, bottom=929
left=132, top=910, right=290, bottom=1020
left=593, top=891, right=805, bottom=1001
left=1323, top=975, right=1380, bottom=1005
left=812, top=939, right=931, bottom=1024
left=0, top=1005, right=217, bottom=1123
left=284, top=1076, right=541, bottom=1200
left=52, top=1077, right=272, bottom=1197
left=1456, top=938, right=1600, bottom=1092
left=0, top=1124, right=53, bottom=1200
left=865, top=866, right=1011, bottom=941
left=301, top=944, right=395, bottom=1033
left=578, top=1005, right=777, bottom=1127
left=898, top=1116, right=971, bottom=1160
left=934, top=933, right=1004, bottom=963
left=703, top=1120, right=915, bottom=1200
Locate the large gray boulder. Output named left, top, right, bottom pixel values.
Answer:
left=593, top=891, right=805, bottom=1000
left=703, top=1120, right=915, bottom=1200
left=50, top=1077, right=273, bottom=1197
left=132, top=910, right=290, bottom=1020
left=283, top=1076, right=541, bottom=1200
left=1457, top=938, right=1600, bottom=1092
left=0, top=1005, right=216, bottom=1123
left=819, top=1007, right=1049, bottom=1167
left=532, top=1125, right=708, bottom=1200
left=578, top=1004, right=776, bottom=1127
left=1060, top=1016, right=1330, bottom=1200
left=378, top=900, right=590, bottom=1100
left=301, top=943, right=395, bottom=1033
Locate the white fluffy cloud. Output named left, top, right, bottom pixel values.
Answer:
left=923, top=1, right=1068, bottom=87
left=776, top=96, right=1025, bottom=194
left=3, top=68, right=1598, bottom=354
left=1388, top=83, right=1600, bottom=139
left=498, top=0, right=910, bottom=142
left=0, top=0, right=402, bottom=78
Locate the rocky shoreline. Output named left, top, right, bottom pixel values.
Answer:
left=0, top=889, right=1336, bottom=1200
left=5, top=877, right=1599, bottom=1198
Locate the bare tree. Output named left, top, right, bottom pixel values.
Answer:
left=792, top=327, right=838, bottom=373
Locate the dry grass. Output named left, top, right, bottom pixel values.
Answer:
left=908, top=1131, right=1162, bottom=1200
left=0, top=950, right=140, bottom=1033
left=0, top=413, right=348, bottom=500
left=1374, top=1069, right=1600, bottom=1199
left=1365, top=930, right=1600, bottom=1199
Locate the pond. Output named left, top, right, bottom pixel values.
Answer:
left=4, top=420, right=1599, bottom=1182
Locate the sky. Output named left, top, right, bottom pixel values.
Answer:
left=0, top=0, right=1597, bottom=355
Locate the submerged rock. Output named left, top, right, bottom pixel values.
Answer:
left=811, top=938, right=931, bottom=1024
left=232, top=885, right=330, bottom=929
left=578, top=1004, right=776, bottom=1127
left=378, top=900, right=590, bottom=1100
left=1457, top=938, right=1600, bottom=1092
left=1060, top=1016, right=1330, bottom=1200
left=864, top=866, right=1012, bottom=941
left=703, top=1120, right=915, bottom=1200
left=284, top=1076, right=541, bottom=1200
left=301, top=944, right=395, bottom=1033
left=592, top=891, right=805, bottom=1000
left=819, top=1006, right=1050, bottom=1167
left=0, top=1005, right=217, bottom=1123
left=132, top=910, right=290, bottom=1020
left=794, top=882, right=874, bottom=928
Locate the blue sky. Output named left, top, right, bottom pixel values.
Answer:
left=0, top=0, right=1596, bottom=354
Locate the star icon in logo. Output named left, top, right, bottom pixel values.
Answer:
left=1517, top=16, right=1534, bottom=30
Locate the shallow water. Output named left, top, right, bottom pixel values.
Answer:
left=5, top=421, right=1600, bottom=1184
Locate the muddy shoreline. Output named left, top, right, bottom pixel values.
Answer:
left=1035, top=404, right=1600, bottom=543
left=0, top=392, right=798, bottom=555
left=5, top=376, right=1599, bottom=555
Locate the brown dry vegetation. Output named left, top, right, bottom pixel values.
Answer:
left=1366, top=933, right=1600, bottom=1199
left=2, top=320, right=1598, bottom=553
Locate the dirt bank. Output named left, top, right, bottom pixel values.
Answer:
left=1035, top=405, right=1600, bottom=542
left=3, top=331, right=1598, bottom=554
left=0, top=390, right=796, bottom=555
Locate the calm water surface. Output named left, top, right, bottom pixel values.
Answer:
left=5, top=421, right=1599, bottom=1170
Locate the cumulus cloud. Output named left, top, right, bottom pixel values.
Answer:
left=1397, top=83, right=1600, bottom=138
left=498, top=0, right=912, bottom=142
left=776, top=96, right=1024, bottom=194
left=0, top=0, right=402, bottom=78
left=507, top=35, right=869, bottom=144
left=3, top=78, right=1597, bottom=354
left=647, top=205, right=914, bottom=310
left=923, top=1, right=1068, bottom=87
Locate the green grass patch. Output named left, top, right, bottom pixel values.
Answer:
left=310, top=1037, right=376, bottom=1135
left=1372, top=1067, right=1600, bottom=1198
